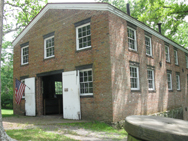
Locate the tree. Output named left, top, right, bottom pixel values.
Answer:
left=0, top=0, right=47, bottom=140
left=3, top=0, right=48, bottom=35
left=99, top=0, right=188, bottom=47
left=0, top=0, right=14, bottom=140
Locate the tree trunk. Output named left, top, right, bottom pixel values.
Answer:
left=0, top=0, right=15, bottom=140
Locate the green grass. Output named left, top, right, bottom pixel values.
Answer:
left=60, top=121, right=127, bottom=136
left=1, top=109, right=14, bottom=117
left=6, top=128, right=78, bottom=141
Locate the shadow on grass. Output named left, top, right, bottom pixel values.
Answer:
left=6, top=128, right=78, bottom=141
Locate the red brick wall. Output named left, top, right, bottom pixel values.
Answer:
left=108, top=12, right=186, bottom=122
left=13, top=9, right=113, bottom=122
left=13, top=8, right=187, bottom=122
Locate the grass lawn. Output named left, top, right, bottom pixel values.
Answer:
left=6, top=129, right=77, bottom=141
left=1, top=109, right=14, bottom=117
left=61, top=121, right=128, bottom=136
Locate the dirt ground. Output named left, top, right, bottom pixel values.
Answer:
left=3, top=115, right=127, bottom=141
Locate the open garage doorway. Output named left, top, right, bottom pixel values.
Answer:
left=42, top=73, right=63, bottom=115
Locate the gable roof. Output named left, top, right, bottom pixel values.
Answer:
left=12, top=2, right=188, bottom=54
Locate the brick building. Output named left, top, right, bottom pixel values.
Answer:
left=13, top=2, right=188, bottom=122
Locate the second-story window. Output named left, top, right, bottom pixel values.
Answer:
left=44, top=36, right=54, bottom=59
left=127, top=27, right=137, bottom=51
left=21, top=45, right=29, bottom=65
left=76, top=23, right=91, bottom=50
left=145, top=35, right=152, bottom=56
left=186, top=55, right=188, bottom=68
left=174, top=49, right=178, bottom=65
left=165, top=45, right=170, bottom=62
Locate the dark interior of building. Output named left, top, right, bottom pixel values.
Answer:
left=42, top=73, right=63, bottom=115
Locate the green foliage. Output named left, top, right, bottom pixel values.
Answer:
left=99, top=0, right=188, bottom=47
left=1, top=109, right=14, bottom=117
left=3, top=0, right=47, bottom=35
left=1, top=40, right=13, bottom=109
left=6, top=128, right=77, bottom=141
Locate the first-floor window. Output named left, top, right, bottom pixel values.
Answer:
left=21, top=79, right=25, bottom=98
left=21, top=46, right=29, bottom=65
left=55, top=81, right=62, bottom=95
left=147, top=69, right=155, bottom=90
left=176, top=73, right=180, bottom=90
left=130, top=66, right=139, bottom=90
left=80, top=69, right=93, bottom=95
left=167, top=72, right=172, bottom=90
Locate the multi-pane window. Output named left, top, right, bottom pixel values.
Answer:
left=176, top=74, right=180, bottom=90
left=167, top=72, right=172, bottom=90
left=76, top=23, right=91, bottom=50
left=147, top=69, right=155, bottom=90
left=145, top=36, right=152, bottom=56
left=80, top=69, right=93, bottom=95
left=55, top=81, right=62, bottom=95
left=174, top=50, right=178, bottom=65
left=130, top=66, right=139, bottom=90
left=21, top=46, right=29, bottom=65
left=186, top=56, right=188, bottom=68
left=128, top=27, right=137, bottom=51
left=21, top=79, right=25, bottom=98
left=44, top=36, right=54, bottom=58
left=165, top=45, right=170, bottom=62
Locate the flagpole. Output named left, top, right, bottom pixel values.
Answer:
left=15, top=78, right=30, bottom=90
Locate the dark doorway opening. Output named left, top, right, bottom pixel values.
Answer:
left=42, top=73, right=63, bottom=115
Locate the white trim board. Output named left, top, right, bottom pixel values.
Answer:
left=12, top=3, right=188, bottom=54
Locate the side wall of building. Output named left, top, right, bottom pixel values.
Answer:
left=13, top=9, right=113, bottom=121
left=108, top=12, right=187, bottom=122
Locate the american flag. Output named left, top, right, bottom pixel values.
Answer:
left=15, top=79, right=26, bottom=105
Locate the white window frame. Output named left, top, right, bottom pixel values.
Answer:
left=127, top=27, right=137, bottom=51
left=44, top=36, right=54, bottom=59
left=167, top=72, right=172, bottom=90
left=76, top=23, right=91, bottom=51
left=21, top=79, right=25, bottom=99
left=165, top=45, right=170, bottom=62
left=145, top=35, right=152, bottom=56
left=186, top=55, right=188, bottom=68
left=21, top=45, right=29, bottom=65
left=174, top=50, right=178, bottom=65
left=176, top=74, right=180, bottom=90
left=79, top=68, right=93, bottom=96
left=130, top=66, right=140, bottom=90
left=147, top=69, right=155, bottom=90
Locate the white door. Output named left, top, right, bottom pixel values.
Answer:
left=25, top=77, right=36, bottom=116
left=62, top=70, right=81, bottom=120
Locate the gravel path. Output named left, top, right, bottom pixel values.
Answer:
left=3, top=115, right=127, bottom=141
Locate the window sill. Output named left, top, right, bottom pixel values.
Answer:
left=177, top=90, right=181, bottom=92
left=128, top=49, right=138, bottom=54
left=175, top=64, right=179, bottom=66
left=146, top=55, right=153, bottom=59
left=20, top=63, right=29, bottom=67
left=148, top=90, right=156, bottom=93
left=131, top=90, right=141, bottom=92
left=166, top=61, right=171, bottom=64
left=43, top=56, right=55, bottom=61
left=76, top=47, right=92, bottom=52
left=80, top=95, right=93, bottom=98
left=168, top=90, right=173, bottom=92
